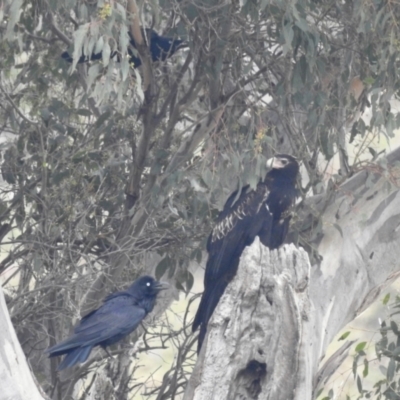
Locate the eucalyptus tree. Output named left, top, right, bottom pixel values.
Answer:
left=1, top=0, right=400, bottom=399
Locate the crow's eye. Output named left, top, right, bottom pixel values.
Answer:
left=146, top=282, right=151, bottom=287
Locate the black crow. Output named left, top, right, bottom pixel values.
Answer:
left=46, top=276, right=168, bottom=370
left=61, top=28, right=185, bottom=67
left=192, top=154, right=299, bottom=352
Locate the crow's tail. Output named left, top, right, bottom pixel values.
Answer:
left=57, top=346, right=93, bottom=370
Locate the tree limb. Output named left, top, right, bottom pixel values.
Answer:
left=0, top=285, right=48, bottom=400
left=185, top=146, right=400, bottom=398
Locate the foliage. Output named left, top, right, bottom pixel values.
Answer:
left=1, top=0, right=400, bottom=398
left=317, top=293, right=400, bottom=400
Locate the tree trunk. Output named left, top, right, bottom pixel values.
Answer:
left=184, top=242, right=313, bottom=400
left=185, top=147, right=400, bottom=399
left=0, top=286, right=47, bottom=400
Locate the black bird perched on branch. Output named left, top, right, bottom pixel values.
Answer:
left=46, top=276, right=168, bottom=370
left=61, top=28, right=185, bottom=67
left=192, top=154, right=299, bottom=353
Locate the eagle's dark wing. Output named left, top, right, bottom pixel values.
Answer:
left=259, top=185, right=298, bottom=249
left=265, top=212, right=293, bottom=249
left=192, top=182, right=273, bottom=351
left=193, top=154, right=299, bottom=353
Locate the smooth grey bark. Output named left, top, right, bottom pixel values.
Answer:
left=0, top=285, right=47, bottom=400
left=184, top=242, right=313, bottom=400
left=185, top=146, right=400, bottom=399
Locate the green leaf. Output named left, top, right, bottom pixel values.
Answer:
left=186, top=271, right=194, bottom=293
left=202, top=168, right=214, bottom=188
left=387, top=358, right=396, bottom=381
left=0, top=200, right=7, bottom=215
left=1, top=165, right=16, bottom=184
left=121, top=57, right=130, bottom=82
left=52, top=169, right=70, bottom=185
left=364, top=76, right=375, bottom=85
left=79, top=3, right=88, bottom=20
left=71, top=23, right=90, bottom=69
left=155, top=257, right=172, bottom=280
left=391, top=346, right=400, bottom=357
left=282, top=23, right=294, bottom=54
left=191, top=248, right=202, bottom=264
left=383, top=387, right=400, bottom=400
left=357, top=374, right=362, bottom=393
left=333, top=223, right=343, bottom=238
left=175, top=280, right=185, bottom=292
left=76, top=109, right=91, bottom=117
left=87, top=64, right=101, bottom=90
left=338, top=331, right=351, bottom=341
left=352, top=356, right=358, bottom=378
left=368, top=146, right=377, bottom=159
left=292, top=57, right=306, bottom=91
left=319, top=130, right=334, bottom=160
left=6, top=0, right=23, bottom=39
left=355, top=342, right=367, bottom=353
left=260, top=0, right=268, bottom=11
left=94, top=36, right=104, bottom=55
left=40, top=108, right=52, bottom=122
left=102, top=41, right=111, bottom=67
left=294, top=18, right=309, bottom=33
left=119, top=23, right=129, bottom=55
left=391, top=321, right=399, bottom=335
left=95, top=111, right=111, bottom=128
left=363, top=358, right=369, bottom=377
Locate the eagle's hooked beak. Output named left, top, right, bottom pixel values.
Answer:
left=266, top=156, right=286, bottom=169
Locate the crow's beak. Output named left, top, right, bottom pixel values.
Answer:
left=154, top=281, right=169, bottom=291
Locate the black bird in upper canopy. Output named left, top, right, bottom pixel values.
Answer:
left=46, top=276, right=168, bottom=370
left=192, top=154, right=299, bottom=353
left=61, top=28, right=185, bottom=67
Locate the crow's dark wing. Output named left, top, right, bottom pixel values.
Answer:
left=47, top=294, right=146, bottom=356
left=192, top=183, right=273, bottom=350
left=75, top=295, right=147, bottom=347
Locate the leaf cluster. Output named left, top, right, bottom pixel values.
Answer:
left=1, top=0, right=400, bottom=397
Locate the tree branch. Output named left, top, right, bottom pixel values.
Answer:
left=185, top=146, right=400, bottom=399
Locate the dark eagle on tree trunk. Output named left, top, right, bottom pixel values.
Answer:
left=192, top=154, right=300, bottom=353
